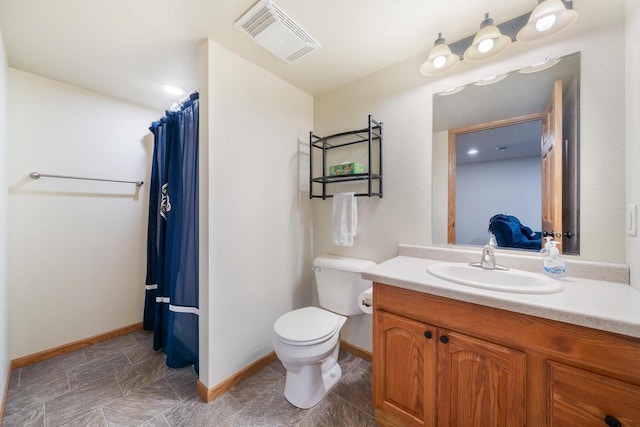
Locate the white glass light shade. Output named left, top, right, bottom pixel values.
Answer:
left=518, top=57, right=561, bottom=74
left=463, top=18, right=511, bottom=62
left=473, top=73, right=508, bottom=86
left=437, top=86, right=466, bottom=96
left=516, top=0, right=578, bottom=41
left=420, top=36, right=460, bottom=76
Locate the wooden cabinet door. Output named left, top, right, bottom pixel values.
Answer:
left=373, top=310, right=437, bottom=427
left=436, top=329, right=526, bottom=427
left=549, top=362, right=640, bottom=427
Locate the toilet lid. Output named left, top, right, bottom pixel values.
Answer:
left=274, top=307, right=341, bottom=344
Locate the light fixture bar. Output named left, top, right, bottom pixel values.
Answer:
left=448, top=14, right=529, bottom=59
left=445, top=0, right=574, bottom=59
left=420, top=0, right=575, bottom=76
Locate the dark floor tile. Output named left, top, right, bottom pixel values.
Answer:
left=267, top=359, right=287, bottom=376
left=5, top=330, right=374, bottom=427
left=115, top=351, right=171, bottom=395
left=296, top=392, right=376, bottom=427
left=123, top=341, right=161, bottom=365
left=83, top=335, right=139, bottom=361
left=8, top=368, right=20, bottom=388
left=67, top=351, right=131, bottom=390
left=164, top=365, right=199, bottom=400
left=131, top=330, right=154, bottom=346
left=19, top=350, right=85, bottom=387
left=337, top=349, right=365, bottom=374
left=45, top=375, right=123, bottom=427
left=331, top=361, right=374, bottom=416
left=218, top=410, right=270, bottom=427
left=358, top=358, right=372, bottom=374
left=5, top=368, right=69, bottom=410
left=51, top=408, right=108, bottom=427
left=164, top=393, right=243, bottom=427
left=227, top=365, right=283, bottom=406
left=225, top=377, right=307, bottom=426
left=102, top=379, right=181, bottom=426
left=139, top=414, right=171, bottom=427
left=0, top=401, right=45, bottom=427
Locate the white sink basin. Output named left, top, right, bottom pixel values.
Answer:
left=426, top=262, right=563, bottom=294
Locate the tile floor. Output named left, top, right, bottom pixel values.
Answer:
left=2, top=330, right=375, bottom=426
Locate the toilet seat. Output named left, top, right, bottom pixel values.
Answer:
left=274, top=307, right=342, bottom=346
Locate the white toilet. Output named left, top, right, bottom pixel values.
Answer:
left=272, top=255, right=375, bottom=409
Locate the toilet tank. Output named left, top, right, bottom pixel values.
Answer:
left=313, top=255, right=376, bottom=316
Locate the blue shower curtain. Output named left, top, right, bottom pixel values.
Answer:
left=144, top=92, right=199, bottom=370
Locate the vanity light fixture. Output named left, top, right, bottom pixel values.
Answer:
left=420, top=33, right=460, bottom=76
left=419, top=1, right=577, bottom=76
left=516, top=0, right=578, bottom=42
left=463, top=13, right=511, bottom=62
left=518, top=57, right=561, bottom=74
left=467, top=149, right=479, bottom=155
left=473, top=73, right=508, bottom=86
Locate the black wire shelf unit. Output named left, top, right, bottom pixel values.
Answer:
left=309, top=115, right=383, bottom=199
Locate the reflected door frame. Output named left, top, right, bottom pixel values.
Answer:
left=447, top=112, right=546, bottom=244
left=541, top=80, right=564, bottom=252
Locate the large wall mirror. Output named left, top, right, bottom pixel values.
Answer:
left=432, top=52, right=580, bottom=255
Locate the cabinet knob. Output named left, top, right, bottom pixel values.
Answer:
left=604, top=415, right=621, bottom=427
left=439, top=335, right=449, bottom=344
left=424, top=330, right=432, bottom=339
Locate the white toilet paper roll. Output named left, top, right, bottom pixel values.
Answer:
left=358, top=287, right=373, bottom=314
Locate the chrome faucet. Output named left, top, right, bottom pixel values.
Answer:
left=480, top=243, right=497, bottom=269
left=469, top=237, right=508, bottom=270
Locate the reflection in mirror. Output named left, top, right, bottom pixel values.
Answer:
left=432, top=52, right=580, bottom=254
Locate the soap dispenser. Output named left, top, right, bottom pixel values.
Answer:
left=540, top=236, right=553, bottom=255
left=543, top=241, right=567, bottom=279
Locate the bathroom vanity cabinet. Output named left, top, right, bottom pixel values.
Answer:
left=372, top=283, right=640, bottom=427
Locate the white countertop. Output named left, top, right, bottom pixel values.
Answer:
left=363, top=255, right=640, bottom=339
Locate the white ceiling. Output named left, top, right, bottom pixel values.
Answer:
left=0, top=0, right=624, bottom=112
left=456, top=121, right=543, bottom=165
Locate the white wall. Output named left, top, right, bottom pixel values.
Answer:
left=7, top=69, right=159, bottom=358
left=457, top=157, right=541, bottom=247
left=314, top=3, right=627, bottom=351
left=198, top=40, right=313, bottom=388
left=198, top=41, right=212, bottom=387
left=0, top=25, right=11, bottom=414
left=627, top=1, right=640, bottom=289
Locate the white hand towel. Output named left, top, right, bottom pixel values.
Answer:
left=332, top=192, right=357, bottom=246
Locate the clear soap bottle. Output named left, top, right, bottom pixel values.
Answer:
left=543, top=241, right=567, bottom=279
left=540, top=236, right=553, bottom=255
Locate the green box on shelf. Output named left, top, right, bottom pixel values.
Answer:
left=329, top=162, right=365, bottom=176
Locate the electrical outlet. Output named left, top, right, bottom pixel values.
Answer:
left=627, top=204, right=638, bottom=237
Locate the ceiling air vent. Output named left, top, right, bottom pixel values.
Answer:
left=235, top=0, right=320, bottom=63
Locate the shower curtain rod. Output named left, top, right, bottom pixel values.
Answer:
left=30, top=172, right=144, bottom=187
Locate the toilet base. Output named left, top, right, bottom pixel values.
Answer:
left=282, top=343, right=342, bottom=409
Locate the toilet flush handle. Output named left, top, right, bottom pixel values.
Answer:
left=312, top=266, right=321, bottom=272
